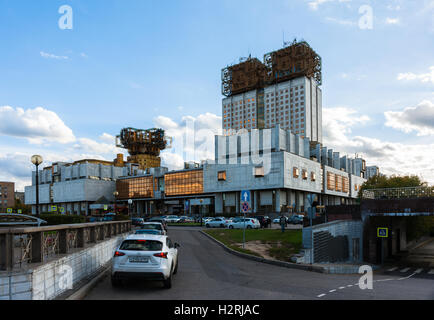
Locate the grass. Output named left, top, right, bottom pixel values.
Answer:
left=204, top=229, right=302, bottom=262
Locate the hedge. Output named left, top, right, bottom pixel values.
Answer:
left=39, top=214, right=86, bottom=226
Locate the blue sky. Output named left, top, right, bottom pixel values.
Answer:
left=1, top=0, right=433, bottom=190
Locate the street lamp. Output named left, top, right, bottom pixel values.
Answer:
left=31, top=155, right=43, bottom=218
left=113, top=191, right=119, bottom=215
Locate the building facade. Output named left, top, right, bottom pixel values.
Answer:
left=116, top=164, right=214, bottom=216
left=0, top=182, right=15, bottom=213
left=204, top=127, right=366, bottom=214
left=25, top=156, right=143, bottom=215
left=222, top=76, right=322, bottom=143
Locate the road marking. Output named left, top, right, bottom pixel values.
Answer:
left=339, top=286, right=345, bottom=289
left=428, top=269, right=434, bottom=275
left=387, top=267, right=398, bottom=272
left=399, top=272, right=416, bottom=280
left=317, top=294, right=326, bottom=298
left=329, top=289, right=336, bottom=293
left=414, top=268, right=423, bottom=274
left=400, top=267, right=410, bottom=273
left=347, top=285, right=353, bottom=287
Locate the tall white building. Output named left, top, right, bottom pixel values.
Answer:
left=222, top=76, right=322, bottom=143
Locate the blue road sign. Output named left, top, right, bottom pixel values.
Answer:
left=241, top=190, right=251, bottom=203
left=377, top=228, right=388, bottom=238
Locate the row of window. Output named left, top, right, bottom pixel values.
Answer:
left=327, top=172, right=350, bottom=193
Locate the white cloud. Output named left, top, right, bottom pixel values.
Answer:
left=0, top=106, right=76, bottom=144
left=308, top=0, right=351, bottom=11
left=385, top=100, right=434, bottom=136
left=73, top=138, right=122, bottom=155
left=154, top=112, right=222, bottom=170
left=397, top=66, right=434, bottom=84
left=322, top=106, right=434, bottom=184
left=325, top=16, right=356, bottom=26
left=385, top=17, right=400, bottom=25
left=99, top=133, right=116, bottom=144
left=40, top=51, right=69, bottom=60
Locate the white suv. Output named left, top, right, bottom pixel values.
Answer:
left=111, top=234, right=180, bottom=289
left=227, top=218, right=260, bottom=229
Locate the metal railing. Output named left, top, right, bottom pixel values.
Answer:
left=362, top=186, right=434, bottom=200
left=0, top=220, right=131, bottom=271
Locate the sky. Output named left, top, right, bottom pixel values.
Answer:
left=0, top=0, right=433, bottom=191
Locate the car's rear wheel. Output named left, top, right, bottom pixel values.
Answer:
left=174, top=259, right=179, bottom=274
left=163, top=268, right=173, bottom=289
left=247, top=225, right=252, bottom=229
left=206, top=224, right=210, bottom=228
left=229, top=225, right=234, bottom=229
left=220, top=224, right=225, bottom=228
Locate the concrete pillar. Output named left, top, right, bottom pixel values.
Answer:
left=0, top=233, right=14, bottom=271
left=31, top=232, right=43, bottom=263
left=77, top=229, right=85, bottom=248
left=236, top=192, right=240, bottom=214
left=253, top=190, right=258, bottom=213
left=59, top=230, right=68, bottom=254
left=275, top=189, right=281, bottom=213
left=215, top=193, right=223, bottom=214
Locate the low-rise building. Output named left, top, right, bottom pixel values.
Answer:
left=24, top=155, right=143, bottom=215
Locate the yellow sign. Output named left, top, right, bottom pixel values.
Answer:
left=18, top=209, right=22, bottom=214
left=377, top=228, right=388, bottom=238
left=59, top=207, right=65, bottom=213
left=104, top=205, right=108, bottom=211
left=7, top=208, right=12, bottom=214
left=51, top=206, right=58, bottom=212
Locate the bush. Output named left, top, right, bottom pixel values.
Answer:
left=113, top=215, right=130, bottom=222
left=39, top=213, right=86, bottom=226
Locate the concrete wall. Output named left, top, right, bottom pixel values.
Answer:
left=303, top=220, right=363, bottom=264
left=0, top=233, right=128, bottom=300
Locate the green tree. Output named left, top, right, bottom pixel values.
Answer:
left=13, top=198, right=31, bottom=214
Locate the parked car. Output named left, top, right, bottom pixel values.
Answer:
left=165, top=215, right=181, bottom=223
left=178, top=216, right=194, bottom=223
left=131, top=217, right=145, bottom=227
left=227, top=218, right=260, bottom=229
left=139, top=222, right=167, bottom=235
left=287, top=214, right=304, bottom=225
left=146, top=217, right=168, bottom=232
left=254, top=216, right=271, bottom=228
left=205, top=217, right=228, bottom=228
left=135, top=229, right=164, bottom=235
left=111, top=234, right=180, bottom=289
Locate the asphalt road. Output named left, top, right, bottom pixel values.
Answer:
left=84, top=227, right=434, bottom=300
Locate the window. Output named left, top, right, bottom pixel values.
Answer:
left=311, top=172, right=316, bottom=181
left=218, top=171, right=226, bottom=181
left=302, top=170, right=308, bottom=180
left=293, top=167, right=299, bottom=178
left=254, top=167, right=265, bottom=177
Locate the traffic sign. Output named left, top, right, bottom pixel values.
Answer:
left=377, top=228, right=388, bottom=238
left=17, top=209, right=22, bottom=214
left=59, top=207, right=65, bottom=214
left=51, top=206, right=57, bottom=212
left=242, top=202, right=250, bottom=213
left=241, top=190, right=250, bottom=203
left=7, top=208, right=12, bottom=214
left=104, top=205, right=108, bottom=211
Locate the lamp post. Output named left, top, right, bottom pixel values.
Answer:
left=113, top=191, right=119, bottom=215
left=31, top=155, right=43, bottom=218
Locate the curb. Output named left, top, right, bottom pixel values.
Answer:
left=410, top=237, right=434, bottom=251
left=64, top=264, right=111, bottom=300
left=199, top=230, right=326, bottom=274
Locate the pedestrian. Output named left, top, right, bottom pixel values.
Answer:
left=279, top=215, right=286, bottom=233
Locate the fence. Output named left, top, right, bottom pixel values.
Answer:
left=0, top=220, right=131, bottom=271
left=362, top=186, right=434, bottom=200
